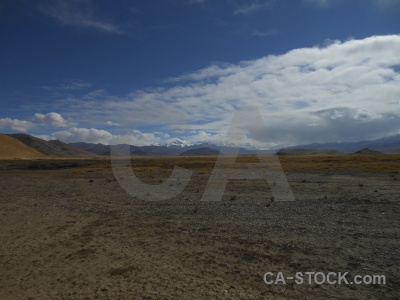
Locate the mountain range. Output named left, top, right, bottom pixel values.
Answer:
left=0, top=133, right=400, bottom=159
left=8, top=134, right=96, bottom=157
left=0, top=134, right=46, bottom=159
left=69, top=142, right=262, bottom=156
left=276, top=149, right=343, bottom=156
left=179, top=147, right=220, bottom=156
left=69, top=134, right=400, bottom=155
left=283, top=134, right=400, bottom=154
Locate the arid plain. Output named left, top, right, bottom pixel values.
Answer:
left=0, top=155, right=399, bottom=299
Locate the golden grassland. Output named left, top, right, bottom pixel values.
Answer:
left=123, top=154, right=400, bottom=174
left=1, top=154, right=399, bottom=176
left=278, top=154, right=400, bottom=173
left=0, top=155, right=399, bottom=299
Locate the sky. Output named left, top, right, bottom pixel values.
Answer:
left=0, top=0, right=400, bottom=149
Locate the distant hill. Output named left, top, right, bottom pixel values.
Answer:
left=179, top=147, right=220, bottom=156
left=287, top=134, right=400, bottom=153
left=71, top=142, right=207, bottom=156
left=141, top=145, right=180, bottom=156
left=69, top=142, right=111, bottom=155
left=70, top=142, right=271, bottom=156
left=67, top=134, right=400, bottom=156
left=0, top=134, right=46, bottom=159
left=277, top=148, right=342, bottom=155
left=112, top=144, right=147, bottom=156
left=354, top=148, right=383, bottom=155
left=70, top=142, right=146, bottom=156
left=8, top=134, right=96, bottom=157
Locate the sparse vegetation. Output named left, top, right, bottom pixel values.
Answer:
left=0, top=155, right=399, bottom=299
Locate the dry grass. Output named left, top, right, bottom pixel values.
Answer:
left=1, top=154, right=399, bottom=299
left=125, top=154, right=400, bottom=174
left=278, top=154, right=400, bottom=173
left=0, top=134, right=46, bottom=159
left=1, top=154, right=399, bottom=177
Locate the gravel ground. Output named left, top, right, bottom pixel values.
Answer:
left=0, top=158, right=399, bottom=299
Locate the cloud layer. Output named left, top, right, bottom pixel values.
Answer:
left=2, top=35, right=400, bottom=148
left=33, top=112, right=68, bottom=127
left=0, top=118, right=34, bottom=133
left=1, top=112, right=68, bottom=133
left=62, top=35, right=400, bottom=147
left=40, top=0, right=124, bottom=35
left=51, top=128, right=160, bottom=146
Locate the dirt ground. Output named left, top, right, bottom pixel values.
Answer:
left=0, top=155, right=399, bottom=299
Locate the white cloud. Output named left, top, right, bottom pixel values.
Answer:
left=0, top=118, right=34, bottom=133
left=166, top=62, right=237, bottom=82
left=59, top=80, right=92, bottom=90
left=41, top=0, right=124, bottom=35
left=52, top=127, right=112, bottom=144
left=113, top=130, right=161, bottom=146
left=105, top=121, right=120, bottom=126
left=234, top=1, right=275, bottom=15
left=29, top=35, right=400, bottom=148
left=251, top=29, right=279, bottom=37
left=167, top=137, right=192, bottom=147
left=33, top=112, right=68, bottom=127
left=51, top=127, right=160, bottom=146
left=42, top=80, right=92, bottom=91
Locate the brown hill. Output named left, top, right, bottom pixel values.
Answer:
left=277, top=148, right=342, bottom=155
left=0, top=134, right=46, bottom=159
left=354, top=148, right=383, bottom=155
left=48, top=140, right=98, bottom=157
left=179, top=147, right=220, bottom=156
left=8, top=134, right=96, bottom=157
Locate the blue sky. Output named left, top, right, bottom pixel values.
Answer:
left=1, top=0, right=399, bottom=148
